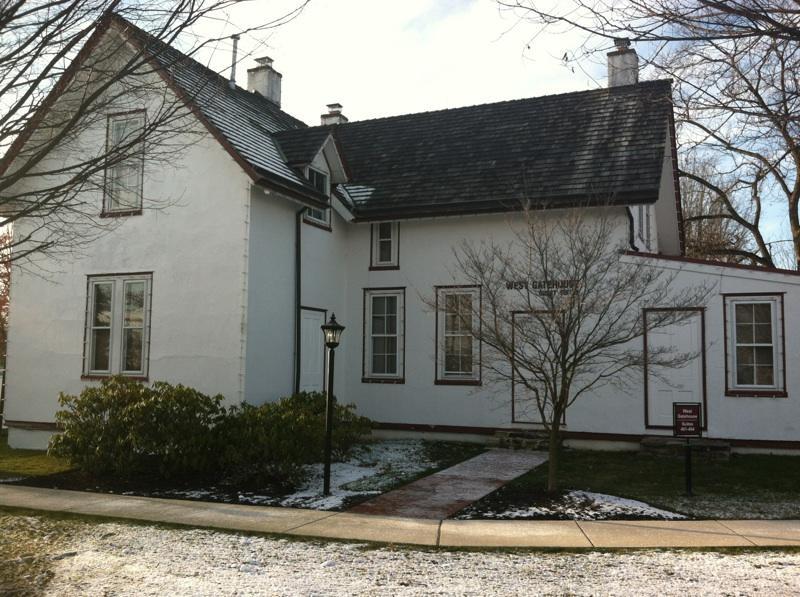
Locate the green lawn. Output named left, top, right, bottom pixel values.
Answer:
left=470, top=448, right=800, bottom=519
left=525, top=449, right=800, bottom=497
left=0, top=429, right=72, bottom=479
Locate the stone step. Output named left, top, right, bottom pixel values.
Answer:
left=494, top=430, right=550, bottom=450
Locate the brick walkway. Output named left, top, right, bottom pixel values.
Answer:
left=348, top=449, right=547, bottom=519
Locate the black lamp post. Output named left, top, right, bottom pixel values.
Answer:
left=320, top=313, right=344, bottom=496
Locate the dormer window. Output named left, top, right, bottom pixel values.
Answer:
left=370, top=222, right=399, bottom=269
left=304, top=167, right=330, bottom=228
left=636, top=204, right=652, bottom=250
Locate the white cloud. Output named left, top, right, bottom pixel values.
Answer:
left=194, top=0, right=605, bottom=124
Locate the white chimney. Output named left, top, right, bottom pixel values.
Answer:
left=607, top=38, right=639, bottom=87
left=247, top=56, right=282, bottom=106
left=321, top=103, right=348, bottom=126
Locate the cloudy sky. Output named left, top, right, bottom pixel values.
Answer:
left=195, top=0, right=609, bottom=125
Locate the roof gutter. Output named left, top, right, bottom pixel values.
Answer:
left=348, top=191, right=660, bottom=223
left=254, top=170, right=329, bottom=210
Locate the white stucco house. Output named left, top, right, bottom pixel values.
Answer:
left=3, top=15, right=800, bottom=452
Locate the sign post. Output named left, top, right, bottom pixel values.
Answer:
left=673, top=402, right=702, bottom=497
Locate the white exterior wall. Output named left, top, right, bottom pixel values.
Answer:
left=633, top=258, right=800, bottom=444
left=339, top=209, right=627, bottom=428
left=243, top=186, right=349, bottom=404
left=244, top=187, right=296, bottom=405
left=5, top=101, right=251, bottom=449
left=334, top=212, right=800, bottom=446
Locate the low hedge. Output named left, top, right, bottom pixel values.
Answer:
left=217, top=392, right=372, bottom=490
left=49, top=377, right=372, bottom=491
left=50, top=377, right=225, bottom=479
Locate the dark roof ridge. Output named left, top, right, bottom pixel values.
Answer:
left=303, top=79, right=673, bottom=130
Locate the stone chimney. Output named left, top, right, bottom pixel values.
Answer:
left=321, top=103, right=348, bottom=126
left=247, top=57, right=282, bottom=106
left=607, top=38, right=638, bottom=87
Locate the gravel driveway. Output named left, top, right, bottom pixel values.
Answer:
left=2, top=512, right=799, bottom=596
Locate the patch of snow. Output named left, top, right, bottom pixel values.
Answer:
left=152, top=440, right=435, bottom=511
left=7, top=514, right=795, bottom=596
left=276, top=440, right=435, bottom=510
left=460, top=490, right=686, bottom=520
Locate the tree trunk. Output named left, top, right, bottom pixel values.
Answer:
left=546, top=424, right=561, bottom=494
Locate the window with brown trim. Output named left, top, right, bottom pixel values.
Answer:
left=370, top=222, right=399, bottom=268
left=363, top=288, right=405, bottom=382
left=304, top=167, right=330, bottom=227
left=724, top=294, right=785, bottom=396
left=104, top=112, right=145, bottom=215
left=436, top=286, right=480, bottom=384
left=84, top=273, right=152, bottom=378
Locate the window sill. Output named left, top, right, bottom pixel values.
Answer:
left=100, top=209, right=143, bottom=218
left=369, top=264, right=400, bottom=271
left=362, top=377, right=405, bottom=384
left=435, top=378, right=481, bottom=386
left=302, top=216, right=332, bottom=232
left=82, top=374, right=149, bottom=382
left=725, top=389, right=787, bottom=398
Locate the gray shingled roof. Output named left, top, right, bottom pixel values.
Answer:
left=324, top=81, right=674, bottom=220
left=273, top=128, right=332, bottom=166
left=117, top=16, right=325, bottom=203
left=120, top=16, right=672, bottom=220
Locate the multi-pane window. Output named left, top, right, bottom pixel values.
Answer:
left=437, top=287, right=480, bottom=382
left=105, top=112, right=145, bottom=214
left=85, top=274, right=152, bottom=376
left=364, top=289, right=404, bottom=380
left=725, top=295, right=784, bottom=393
left=371, top=222, right=398, bottom=267
left=305, top=168, right=330, bottom=226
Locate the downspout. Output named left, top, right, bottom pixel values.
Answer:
left=293, top=207, right=304, bottom=394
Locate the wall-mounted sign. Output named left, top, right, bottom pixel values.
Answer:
left=673, top=402, right=702, bottom=437
left=505, top=279, right=578, bottom=296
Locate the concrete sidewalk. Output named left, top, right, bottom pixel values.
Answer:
left=1, top=484, right=799, bottom=548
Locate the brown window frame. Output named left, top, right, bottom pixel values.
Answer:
left=369, top=222, right=400, bottom=270
left=102, top=109, right=146, bottom=217
left=434, top=285, right=481, bottom=386
left=361, top=287, right=406, bottom=384
left=302, top=167, right=332, bottom=231
left=722, top=292, right=787, bottom=398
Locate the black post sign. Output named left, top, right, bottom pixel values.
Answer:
left=673, top=402, right=702, bottom=497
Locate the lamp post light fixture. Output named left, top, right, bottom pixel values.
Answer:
left=320, top=313, right=345, bottom=496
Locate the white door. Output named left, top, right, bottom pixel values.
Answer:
left=646, top=310, right=704, bottom=428
left=300, top=309, right=326, bottom=392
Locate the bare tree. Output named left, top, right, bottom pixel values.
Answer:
left=441, top=207, right=711, bottom=492
left=681, top=154, right=751, bottom=262
left=0, top=1, right=309, bottom=268
left=501, top=1, right=800, bottom=268
left=0, top=229, right=10, bottom=363
left=500, top=1, right=800, bottom=44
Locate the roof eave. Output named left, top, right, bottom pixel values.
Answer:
left=254, top=169, right=329, bottom=209
left=348, top=190, right=660, bottom=222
